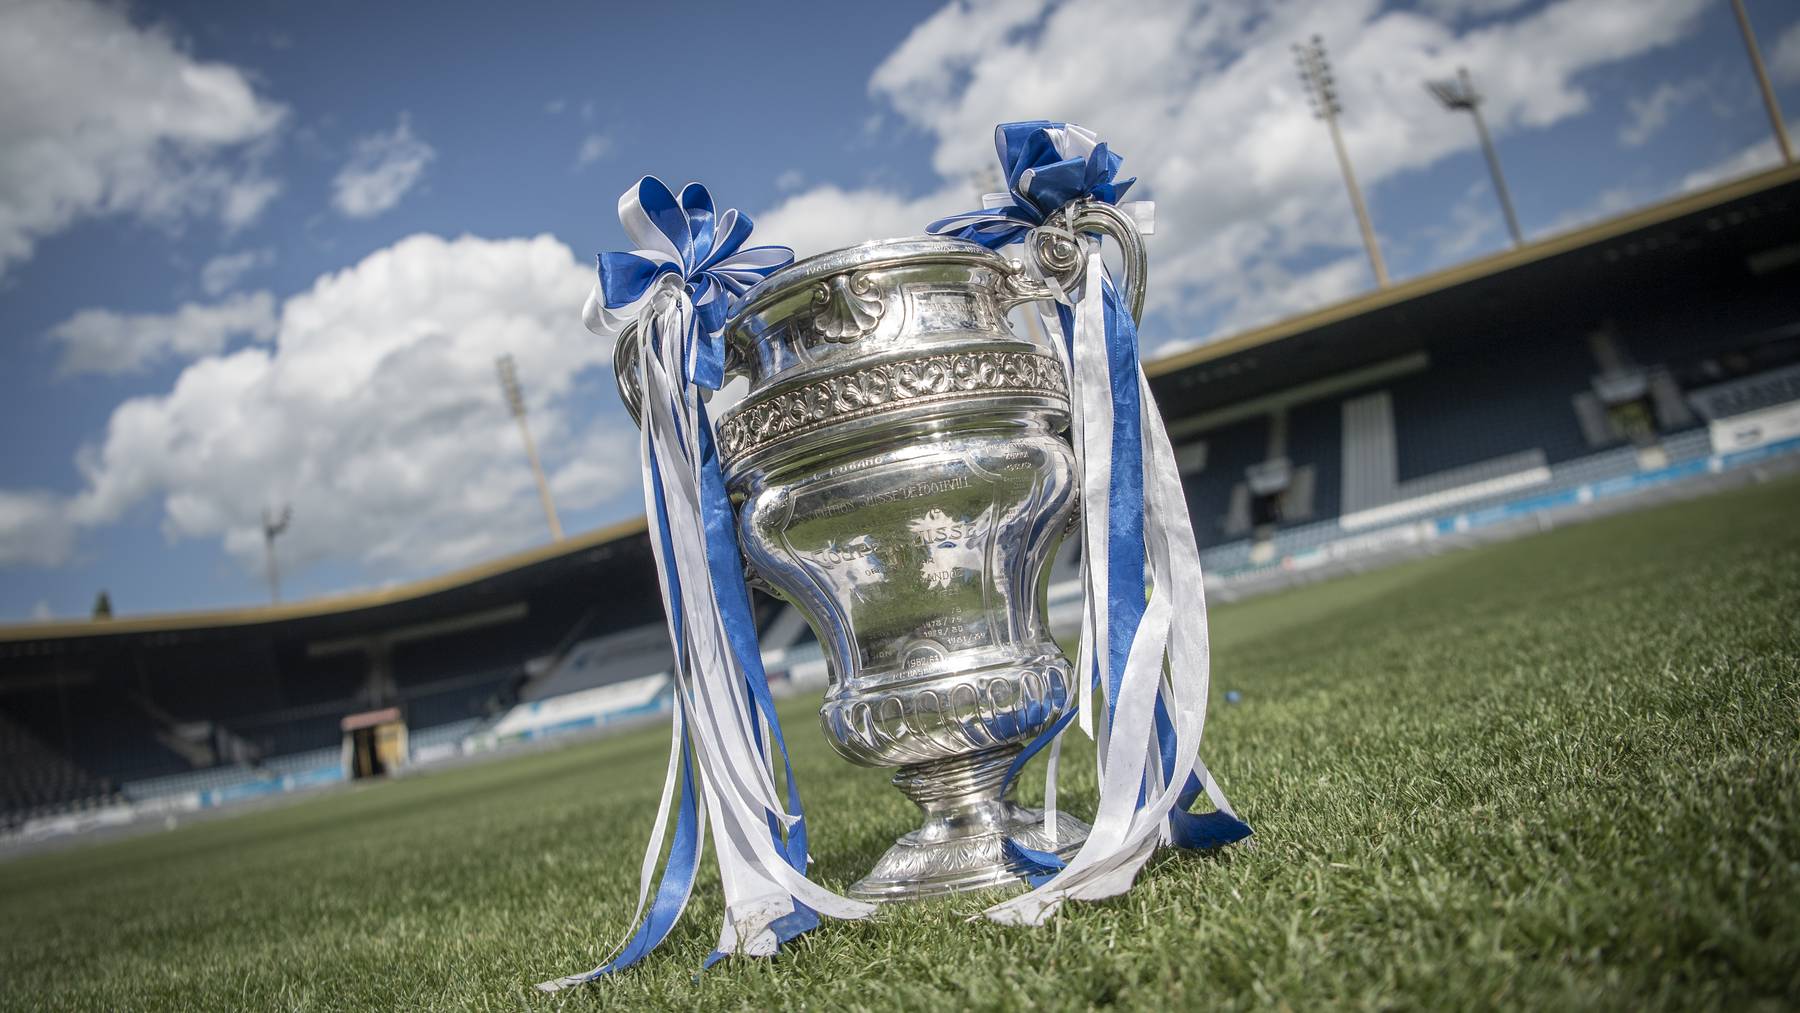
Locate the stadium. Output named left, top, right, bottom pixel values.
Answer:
left=3, top=3, right=1799, bottom=1009
left=5, top=159, right=1799, bottom=1005
left=6, top=160, right=1798, bottom=827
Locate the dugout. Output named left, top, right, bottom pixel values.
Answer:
left=341, top=708, right=408, bottom=779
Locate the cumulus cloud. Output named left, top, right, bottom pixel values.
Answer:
left=768, top=0, right=1712, bottom=349
left=753, top=183, right=966, bottom=259
left=0, top=492, right=75, bottom=568
left=331, top=116, right=435, bottom=218
left=49, top=233, right=627, bottom=581
left=220, top=174, right=283, bottom=230
left=50, top=291, right=279, bottom=377
left=1771, top=20, right=1800, bottom=85
left=1677, top=124, right=1794, bottom=193
left=574, top=133, right=613, bottom=169
left=199, top=248, right=276, bottom=296
left=1619, top=78, right=1704, bottom=148
left=1417, top=0, right=1533, bottom=21
left=0, top=0, right=286, bottom=276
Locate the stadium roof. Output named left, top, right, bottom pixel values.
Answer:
left=0, top=516, right=648, bottom=646
left=5, top=160, right=1797, bottom=645
left=1147, top=160, right=1800, bottom=410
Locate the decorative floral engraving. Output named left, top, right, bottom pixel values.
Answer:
left=809, top=272, right=884, bottom=342
left=718, top=350, right=1068, bottom=464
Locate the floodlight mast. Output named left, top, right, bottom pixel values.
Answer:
left=262, top=504, right=291, bottom=604
left=1730, top=0, right=1793, bottom=164
left=1295, top=36, right=1389, bottom=288
left=1427, top=67, right=1524, bottom=247
left=495, top=354, right=564, bottom=542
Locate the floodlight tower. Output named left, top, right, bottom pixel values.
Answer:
left=1730, top=0, right=1793, bottom=164
left=262, top=504, right=291, bottom=604
left=495, top=354, right=564, bottom=542
left=1427, top=68, right=1524, bottom=247
left=1295, top=35, right=1390, bottom=288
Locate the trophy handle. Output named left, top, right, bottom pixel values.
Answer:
left=1002, top=199, right=1148, bottom=324
left=612, top=320, right=645, bottom=427
left=610, top=318, right=746, bottom=430
left=610, top=318, right=773, bottom=588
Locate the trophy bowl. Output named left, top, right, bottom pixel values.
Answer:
left=722, top=236, right=1091, bottom=900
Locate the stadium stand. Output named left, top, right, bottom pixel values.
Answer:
left=1156, top=163, right=1800, bottom=574
left=0, top=711, right=122, bottom=829
left=3, top=161, right=1798, bottom=837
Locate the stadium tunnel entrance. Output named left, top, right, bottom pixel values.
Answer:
left=341, top=708, right=407, bottom=779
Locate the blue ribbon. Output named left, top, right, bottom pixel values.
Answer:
left=558, top=179, right=809, bottom=986
left=932, top=122, right=1248, bottom=870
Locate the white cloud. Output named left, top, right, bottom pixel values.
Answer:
left=221, top=174, right=283, bottom=230
left=1677, top=125, right=1793, bottom=193
left=49, top=291, right=279, bottom=377
left=768, top=0, right=1712, bottom=341
left=1538, top=181, right=1653, bottom=236
left=52, top=233, right=628, bottom=581
left=1418, top=0, right=1533, bottom=22
left=752, top=183, right=972, bottom=259
left=1771, top=20, right=1800, bottom=85
left=575, top=133, right=613, bottom=169
left=0, top=0, right=286, bottom=276
left=548, top=427, right=638, bottom=512
left=200, top=248, right=276, bottom=296
left=753, top=183, right=965, bottom=259
left=1421, top=179, right=1505, bottom=262
left=1619, top=78, right=1704, bottom=147
left=30, top=599, right=53, bottom=622
left=0, top=492, right=75, bottom=568
left=331, top=116, right=435, bottom=218
left=774, top=169, right=806, bottom=192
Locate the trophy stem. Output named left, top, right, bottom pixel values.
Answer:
left=849, top=746, right=1090, bottom=902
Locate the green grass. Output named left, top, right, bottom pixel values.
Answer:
left=3, top=476, right=1798, bottom=1011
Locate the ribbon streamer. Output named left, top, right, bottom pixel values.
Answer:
left=930, top=121, right=1252, bottom=926
left=541, top=178, right=874, bottom=992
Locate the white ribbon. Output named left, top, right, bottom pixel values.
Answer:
left=982, top=205, right=1240, bottom=926
left=632, top=285, right=874, bottom=955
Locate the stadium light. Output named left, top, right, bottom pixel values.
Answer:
left=262, top=504, right=291, bottom=604
left=1294, top=35, right=1390, bottom=288
left=1730, top=0, right=1793, bottom=164
left=1426, top=67, right=1524, bottom=247
left=495, top=354, right=565, bottom=542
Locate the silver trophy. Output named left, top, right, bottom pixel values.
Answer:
left=615, top=202, right=1146, bottom=900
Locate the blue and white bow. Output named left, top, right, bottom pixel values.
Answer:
left=931, top=122, right=1251, bottom=928
left=927, top=121, right=1150, bottom=253
left=582, top=176, right=795, bottom=390
left=544, top=178, right=874, bottom=992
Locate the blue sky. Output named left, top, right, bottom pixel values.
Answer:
left=2, top=0, right=1797, bottom=622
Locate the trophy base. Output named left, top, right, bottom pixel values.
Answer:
left=849, top=804, right=1090, bottom=901
left=848, top=747, right=1090, bottom=901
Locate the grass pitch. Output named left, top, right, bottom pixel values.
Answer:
left=2, top=476, right=1797, bottom=1011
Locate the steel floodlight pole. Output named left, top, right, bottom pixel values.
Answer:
left=1296, top=36, right=1390, bottom=288
left=1730, top=0, right=1793, bottom=164
left=495, top=354, right=564, bottom=542
left=1427, top=67, right=1525, bottom=247
left=262, top=504, right=291, bottom=604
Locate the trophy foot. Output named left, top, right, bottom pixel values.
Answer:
left=848, top=747, right=1091, bottom=901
